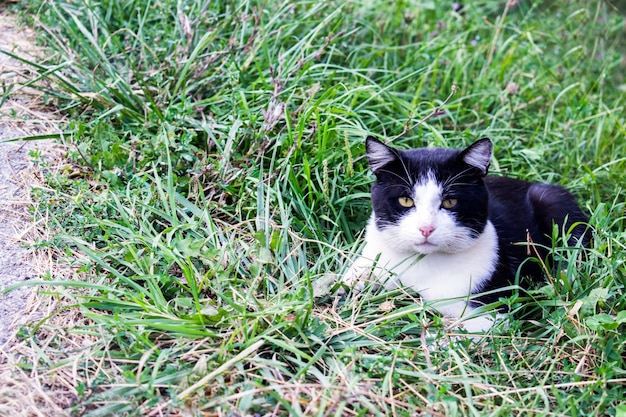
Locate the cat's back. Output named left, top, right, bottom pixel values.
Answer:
left=483, top=175, right=588, bottom=251
left=483, top=176, right=534, bottom=207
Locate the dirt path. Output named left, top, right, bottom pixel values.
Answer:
left=0, top=137, right=41, bottom=346
left=0, top=7, right=60, bottom=347
left=0, top=7, right=73, bottom=415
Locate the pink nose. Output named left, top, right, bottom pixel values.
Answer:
left=419, top=226, right=435, bottom=237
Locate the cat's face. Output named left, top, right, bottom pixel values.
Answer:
left=366, top=137, right=493, bottom=256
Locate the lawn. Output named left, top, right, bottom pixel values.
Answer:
left=3, top=0, right=626, bottom=415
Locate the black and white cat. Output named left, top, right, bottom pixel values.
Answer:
left=342, top=136, right=589, bottom=332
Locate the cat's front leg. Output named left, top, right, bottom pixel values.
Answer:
left=457, top=313, right=504, bottom=334
left=438, top=301, right=505, bottom=334
left=339, top=253, right=396, bottom=294
left=339, top=256, right=374, bottom=294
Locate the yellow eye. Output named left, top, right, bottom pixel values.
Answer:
left=441, top=198, right=458, bottom=209
left=398, top=196, right=414, bottom=208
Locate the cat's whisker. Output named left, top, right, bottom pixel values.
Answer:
left=443, top=167, right=477, bottom=188
left=375, top=168, right=413, bottom=188
left=397, top=152, right=415, bottom=188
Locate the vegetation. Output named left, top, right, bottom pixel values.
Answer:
left=4, top=0, right=626, bottom=415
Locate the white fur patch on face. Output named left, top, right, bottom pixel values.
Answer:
left=376, top=174, right=477, bottom=255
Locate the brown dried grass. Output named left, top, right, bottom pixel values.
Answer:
left=0, top=146, right=76, bottom=416
left=1, top=5, right=63, bottom=136
left=0, top=5, right=75, bottom=416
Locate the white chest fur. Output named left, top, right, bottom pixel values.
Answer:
left=342, top=217, right=500, bottom=332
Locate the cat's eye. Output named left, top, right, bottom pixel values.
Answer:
left=441, top=198, right=458, bottom=209
left=398, top=196, right=414, bottom=208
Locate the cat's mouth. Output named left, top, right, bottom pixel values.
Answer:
left=414, top=241, right=438, bottom=253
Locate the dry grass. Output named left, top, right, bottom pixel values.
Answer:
left=0, top=137, right=75, bottom=417
left=0, top=5, right=62, bottom=136
left=0, top=5, right=74, bottom=416
left=0, top=166, right=75, bottom=416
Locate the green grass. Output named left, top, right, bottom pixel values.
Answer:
left=3, top=0, right=626, bottom=415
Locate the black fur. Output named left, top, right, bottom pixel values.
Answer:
left=478, top=176, right=590, bottom=304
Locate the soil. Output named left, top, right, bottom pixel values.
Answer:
left=0, top=7, right=61, bottom=347
left=0, top=7, right=75, bottom=415
left=0, top=135, right=41, bottom=346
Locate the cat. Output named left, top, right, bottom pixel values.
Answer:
left=341, top=136, right=589, bottom=333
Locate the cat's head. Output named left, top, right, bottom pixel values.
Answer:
left=366, top=136, right=493, bottom=255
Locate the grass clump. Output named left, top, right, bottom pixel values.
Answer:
left=3, top=0, right=626, bottom=415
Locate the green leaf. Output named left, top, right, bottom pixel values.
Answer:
left=579, top=287, right=609, bottom=317
left=586, top=313, right=621, bottom=331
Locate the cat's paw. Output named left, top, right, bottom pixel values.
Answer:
left=457, top=312, right=507, bottom=335
left=337, top=266, right=367, bottom=296
left=338, top=257, right=378, bottom=296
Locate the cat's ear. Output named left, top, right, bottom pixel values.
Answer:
left=366, top=136, right=398, bottom=173
left=460, top=138, right=492, bottom=175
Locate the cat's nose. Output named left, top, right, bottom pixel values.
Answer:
left=419, top=225, right=435, bottom=237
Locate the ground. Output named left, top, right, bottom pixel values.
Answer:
left=0, top=14, right=59, bottom=340
left=0, top=7, right=69, bottom=415
left=0, top=3, right=61, bottom=346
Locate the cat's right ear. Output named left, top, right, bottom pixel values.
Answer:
left=366, top=136, right=398, bottom=173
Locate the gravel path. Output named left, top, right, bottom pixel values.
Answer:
left=0, top=134, right=41, bottom=346
left=0, top=7, right=60, bottom=347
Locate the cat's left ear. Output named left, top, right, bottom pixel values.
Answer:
left=366, top=136, right=399, bottom=173
left=460, top=138, right=492, bottom=175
